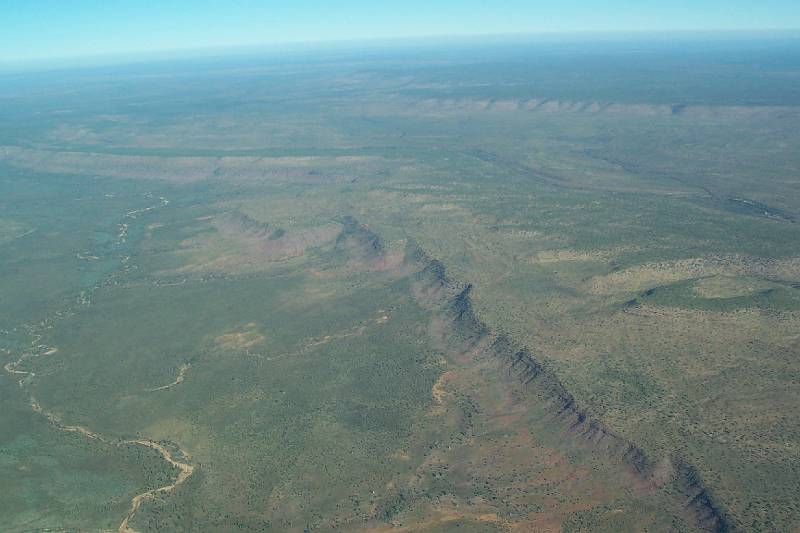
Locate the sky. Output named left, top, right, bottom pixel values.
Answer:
left=2, top=0, right=800, bottom=62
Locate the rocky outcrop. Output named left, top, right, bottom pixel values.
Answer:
left=216, top=211, right=275, bottom=239
left=411, top=97, right=800, bottom=120
left=336, top=216, right=385, bottom=261
left=409, top=247, right=730, bottom=532
left=213, top=211, right=341, bottom=262
left=335, top=216, right=405, bottom=272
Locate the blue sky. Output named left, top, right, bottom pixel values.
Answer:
left=2, top=0, right=800, bottom=62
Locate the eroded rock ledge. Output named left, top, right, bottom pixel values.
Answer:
left=406, top=245, right=730, bottom=532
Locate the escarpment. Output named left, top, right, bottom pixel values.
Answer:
left=212, top=211, right=341, bottom=263
left=216, top=211, right=276, bottom=239
left=409, top=96, right=800, bottom=119
left=336, top=215, right=384, bottom=260
left=408, top=246, right=730, bottom=532
left=445, top=284, right=489, bottom=343
left=335, top=216, right=405, bottom=272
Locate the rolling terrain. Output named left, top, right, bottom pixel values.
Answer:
left=1, top=37, right=799, bottom=531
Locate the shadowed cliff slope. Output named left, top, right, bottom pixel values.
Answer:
left=407, top=246, right=730, bottom=532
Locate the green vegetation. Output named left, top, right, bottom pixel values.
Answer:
left=0, top=371, right=175, bottom=532
left=1, top=38, right=799, bottom=531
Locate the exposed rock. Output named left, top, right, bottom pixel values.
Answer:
left=409, top=247, right=730, bottom=532
left=335, top=216, right=405, bottom=272
left=405, top=97, right=800, bottom=120
left=336, top=215, right=384, bottom=261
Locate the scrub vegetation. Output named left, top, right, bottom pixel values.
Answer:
left=1, top=38, right=799, bottom=531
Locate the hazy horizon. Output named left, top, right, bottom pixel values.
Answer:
left=3, top=0, right=800, bottom=64
left=3, top=4, right=800, bottom=532
left=3, top=28, right=800, bottom=75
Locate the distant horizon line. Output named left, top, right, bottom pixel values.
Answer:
left=2, top=27, right=800, bottom=73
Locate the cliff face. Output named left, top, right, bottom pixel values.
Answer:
left=336, top=216, right=384, bottom=261
left=216, top=211, right=274, bottom=239
left=335, top=216, right=406, bottom=272
left=408, top=246, right=730, bottom=532
left=408, top=97, right=800, bottom=119
left=214, top=211, right=341, bottom=262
